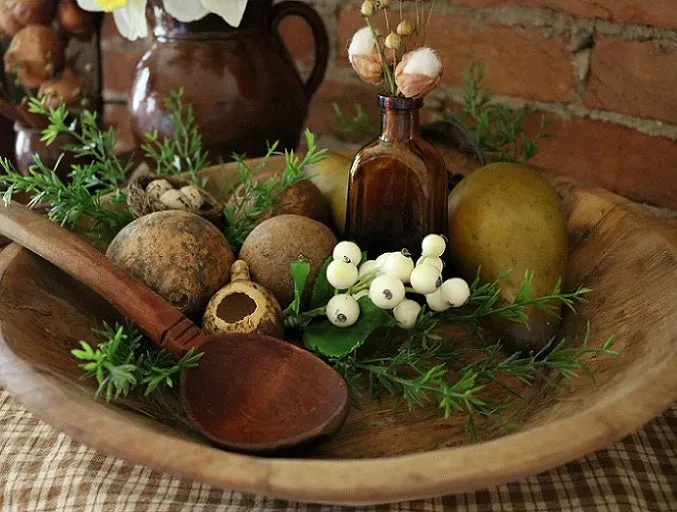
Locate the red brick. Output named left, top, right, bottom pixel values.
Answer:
left=102, top=47, right=146, bottom=99
left=585, top=37, right=677, bottom=124
left=530, top=115, right=677, bottom=209
left=452, top=0, right=677, bottom=29
left=338, top=5, right=573, bottom=103
left=103, top=103, right=136, bottom=154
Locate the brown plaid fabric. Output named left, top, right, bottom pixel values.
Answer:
left=1, top=388, right=676, bottom=511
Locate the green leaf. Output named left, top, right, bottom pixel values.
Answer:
left=284, top=260, right=311, bottom=317
left=304, top=297, right=395, bottom=358
left=309, top=256, right=334, bottom=309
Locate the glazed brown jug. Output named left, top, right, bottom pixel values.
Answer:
left=129, top=0, right=329, bottom=161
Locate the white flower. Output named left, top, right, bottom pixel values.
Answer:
left=348, top=27, right=383, bottom=85
left=163, top=0, right=248, bottom=27
left=76, top=0, right=248, bottom=41
left=348, top=27, right=376, bottom=62
left=395, top=47, right=443, bottom=98
left=77, top=0, right=148, bottom=41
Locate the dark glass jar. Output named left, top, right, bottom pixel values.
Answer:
left=345, top=94, right=448, bottom=259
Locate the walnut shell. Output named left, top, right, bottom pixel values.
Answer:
left=127, top=173, right=225, bottom=230
left=202, top=261, right=284, bottom=338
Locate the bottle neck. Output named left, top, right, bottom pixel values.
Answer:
left=379, top=108, right=421, bottom=142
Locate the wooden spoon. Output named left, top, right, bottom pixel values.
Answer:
left=0, top=202, right=349, bottom=454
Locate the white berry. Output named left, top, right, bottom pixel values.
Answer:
left=421, top=234, right=446, bottom=257
left=326, top=294, right=360, bottom=327
left=375, top=252, right=392, bottom=269
left=146, top=179, right=173, bottom=200
left=333, top=241, right=362, bottom=266
left=179, top=185, right=204, bottom=210
left=440, top=278, right=470, bottom=307
left=393, top=299, right=422, bottom=329
left=326, top=260, right=359, bottom=289
left=416, top=255, right=444, bottom=272
left=410, top=264, right=442, bottom=294
left=358, top=259, right=378, bottom=278
left=382, top=250, right=415, bottom=283
left=426, top=289, right=451, bottom=312
left=369, top=274, right=406, bottom=309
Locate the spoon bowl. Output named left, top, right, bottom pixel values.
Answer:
left=182, top=333, right=348, bottom=453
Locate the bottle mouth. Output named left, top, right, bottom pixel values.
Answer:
left=377, top=94, right=423, bottom=110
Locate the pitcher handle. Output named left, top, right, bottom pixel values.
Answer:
left=270, top=1, right=329, bottom=99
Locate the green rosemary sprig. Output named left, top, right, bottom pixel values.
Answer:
left=438, top=57, right=550, bottom=163
left=140, top=89, right=210, bottom=184
left=333, top=325, right=616, bottom=440
left=0, top=99, right=133, bottom=239
left=442, top=271, right=591, bottom=329
left=72, top=320, right=203, bottom=402
left=332, top=102, right=377, bottom=140
left=223, top=128, right=326, bottom=249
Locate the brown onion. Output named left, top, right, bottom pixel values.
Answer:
left=38, top=68, right=87, bottom=109
left=4, top=24, right=65, bottom=88
left=5, top=0, right=55, bottom=27
left=58, top=0, right=94, bottom=41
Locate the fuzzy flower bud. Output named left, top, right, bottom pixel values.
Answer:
left=397, top=20, right=414, bottom=36
left=360, top=0, right=375, bottom=16
left=348, top=26, right=383, bottom=84
left=377, top=0, right=391, bottom=8
left=384, top=32, right=402, bottom=50
left=395, top=47, right=443, bottom=98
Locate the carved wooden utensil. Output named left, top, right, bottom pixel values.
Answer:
left=0, top=201, right=349, bottom=453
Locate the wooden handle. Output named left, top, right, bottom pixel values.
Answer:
left=269, top=1, right=329, bottom=99
left=0, top=202, right=201, bottom=357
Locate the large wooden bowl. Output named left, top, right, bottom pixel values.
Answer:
left=1, top=159, right=676, bottom=505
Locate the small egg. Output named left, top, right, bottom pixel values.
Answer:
left=159, top=189, right=191, bottom=211
left=146, top=179, right=173, bottom=200
left=180, top=185, right=204, bottom=210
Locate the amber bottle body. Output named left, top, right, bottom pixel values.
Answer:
left=345, top=95, right=448, bottom=259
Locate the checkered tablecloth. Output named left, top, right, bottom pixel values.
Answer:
left=1, top=388, right=676, bottom=511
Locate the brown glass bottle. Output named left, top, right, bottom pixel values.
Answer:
left=345, top=94, right=448, bottom=259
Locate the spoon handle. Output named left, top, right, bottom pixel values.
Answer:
left=0, top=202, right=202, bottom=358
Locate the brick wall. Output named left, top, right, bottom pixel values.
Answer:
left=102, top=1, right=677, bottom=209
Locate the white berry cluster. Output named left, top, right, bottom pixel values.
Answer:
left=324, top=235, right=470, bottom=330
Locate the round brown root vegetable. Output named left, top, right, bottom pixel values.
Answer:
left=38, top=68, right=87, bottom=109
left=106, top=211, right=235, bottom=317
left=239, top=214, right=337, bottom=308
left=4, top=25, right=65, bottom=88
left=202, top=260, right=284, bottom=338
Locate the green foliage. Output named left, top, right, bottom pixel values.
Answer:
left=440, top=57, right=550, bottom=163
left=0, top=92, right=211, bottom=241
left=71, top=321, right=203, bottom=402
left=334, top=325, right=616, bottom=440
left=223, top=129, right=327, bottom=250
left=140, top=89, right=210, bottom=185
left=283, top=260, right=312, bottom=318
left=0, top=99, right=134, bottom=239
left=303, top=297, right=396, bottom=358
left=332, top=103, right=377, bottom=140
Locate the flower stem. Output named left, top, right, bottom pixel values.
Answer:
left=365, top=17, right=397, bottom=95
